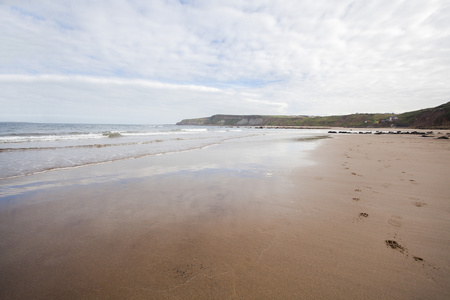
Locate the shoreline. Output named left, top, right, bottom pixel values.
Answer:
left=177, top=124, right=450, bottom=130
left=0, top=133, right=449, bottom=299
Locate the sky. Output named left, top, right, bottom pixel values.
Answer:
left=0, top=0, right=449, bottom=124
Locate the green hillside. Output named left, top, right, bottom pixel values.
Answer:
left=397, top=102, right=450, bottom=128
left=177, top=102, right=450, bottom=129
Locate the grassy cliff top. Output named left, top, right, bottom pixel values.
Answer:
left=177, top=102, right=450, bottom=129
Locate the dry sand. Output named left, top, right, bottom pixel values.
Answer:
left=286, top=133, right=450, bottom=299
left=0, top=133, right=449, bottom=299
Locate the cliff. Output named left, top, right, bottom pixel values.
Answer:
left=396, top=101, right=450, bottom=128
left=176, top=114, right=307, bottom=126
left=177, top=102, right=450, bottom=129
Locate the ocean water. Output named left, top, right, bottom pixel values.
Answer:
left=0, top=122, right=328, bottom=180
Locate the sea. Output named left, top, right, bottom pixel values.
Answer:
left=0, top=122, right=329, bottom=180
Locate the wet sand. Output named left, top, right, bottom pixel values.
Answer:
left=0, top=133, right=449, bottom=299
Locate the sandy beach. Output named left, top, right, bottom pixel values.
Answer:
left=0, top=131, right=449, bottom=299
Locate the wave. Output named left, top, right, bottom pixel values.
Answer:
left=0, top=125, right=262, bottom=180
left=0, top=132, right=246, bottom=152
left=181, top=128, right=208, bottom=132
left=103, top=132, right=123, bottom=138
left=0, top=129, right=214, bottom=143
left=0, top=140, right=225, bottom=181
left=0, top=138, right=171, bottom=152
left=0, top=133, right=104, bottom=143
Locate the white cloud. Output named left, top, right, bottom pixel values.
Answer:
left=0, top=74, right=287, bottom=123
left=0, top=0, right=449, bottom=123
left=0, top=74, right=222, bottom=92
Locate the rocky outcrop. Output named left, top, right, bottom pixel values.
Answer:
left=236, top=118, right=264, bottom=125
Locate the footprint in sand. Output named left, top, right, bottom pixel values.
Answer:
left=351, top=172, right=363, bottom=177
left=167, top=263, right=204, bottom=285
left=388, top=215, right=402, bottom=228
left=385, top=240, right=406, bottom=254
left=209, top=205, right=226, bottom=217
left=413, top=201, right=427, bottom=207
left=353, top=212, right=369, bottom=223
left=385, top=241, right=429, bottom=266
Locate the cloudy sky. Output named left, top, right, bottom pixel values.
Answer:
left=1, top=0, right=449, bottom=124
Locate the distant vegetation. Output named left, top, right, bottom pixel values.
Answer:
left=396, top=101, right=450, bottom=128
left=177, top=102, right=450, bottom=129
